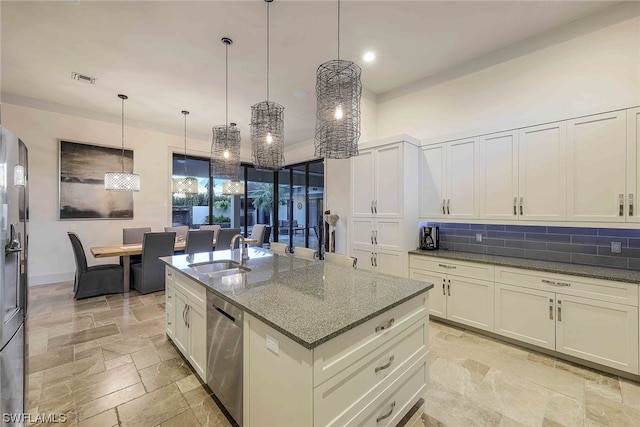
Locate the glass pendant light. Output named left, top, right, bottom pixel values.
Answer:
left=105, top=94, right=141, bottom=191
left=211, top=37, right=244, bottom=195
left=314, top=0, right=362, bottom=159
left=172, top=110, right=199, bottom=195
left=251, top=0, right=285, bottom=171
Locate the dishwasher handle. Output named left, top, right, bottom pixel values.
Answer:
left=213, top=305, right=237, bottom=323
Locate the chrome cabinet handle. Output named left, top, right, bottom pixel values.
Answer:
left=630, top=193, right=634, bottom=217
left=438, top=263, right=456, bottom=269
left=182, top=305, right=187, bottom=326
left=519, top=197, right=523, bottom=216
left=371, top=231, right=374, bottom=245
left=447, top=280, right=451, bottom=296
left=442, top=199, right=446, bottom=214
left=549, top=298, right=554, bottom=320
left=619, top=193, right=624, bottom=216
left=374, top=355, right=395, bottom=373
left=557, top=300, right=562, bottom=322
left=375, top=318, right=395, bottom=332
left=373, top=200, right=378, bottom=214
left=376, top=401, right=396, bottom=423
left=374, top=231, right=378, bottom=245
left=542, top=279, right=570, bottom=287
left=442, top=281, right=445, bottom=296
left=513, top=197, right=517, bottom=215
left=186, top=305, right=190, bottom=328
left=371, top=201, right=374, bottom=214
left=374, top=253, right=377, bottom=267
left=167, top=295, right=172, bottom=299
left=446, top=199, right=451, bottom=214
left=371, top=254, right=374, bottom=266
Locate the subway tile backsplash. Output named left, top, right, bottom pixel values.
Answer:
left=421, top=222, right=640, bottom=271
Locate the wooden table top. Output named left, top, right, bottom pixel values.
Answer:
left=91, top=238, right=259, bottom=258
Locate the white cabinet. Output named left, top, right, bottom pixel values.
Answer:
left=627, top=107, right=640, bottom=223
left=479, top=131, right=519, bottom=220
left=350, top=137, right=419, bottom=278
left=409, top=256, right=494, bottom=332
left=567, top=110, right=627, bottom=222
left=494, top=266, right=639, bottom=374
left=165, top=267, right=208, bottom=381
left=243, top=294, right=429, bottom=427
left=419, top=143, right=446, bottom=218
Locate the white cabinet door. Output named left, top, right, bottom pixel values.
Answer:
left=375, top=250, right=404, bottom=277
left=352, top=248, right=375, bottom=272
left=352, top=149, right=375, bottom=216
left=556, top=295, right=639, bottom=374
left=567, top=111, right=627, bottom=222
left=351, top=218, right=376, bottom=249
left=518, top=122, right=567, bottom=221
left=479, top=132, right=518, bottom=220
left=375, top=144, right=403, bottom=217
left=446, top=275, right=494, bottom=332
left=374, top=219, right=403, bottom=251
left=494, top=283, right=555, bottom=350
left=419, top=144, right=446, bottom=218
left=627, top=107, right=640, bottom=223
left=173, top=288, right=189, bottom=355
left=410, top=269, right=446, bottom=319
left=187, top=303, right=207, bottom=379
left=447, top=138, right=478, bottom=219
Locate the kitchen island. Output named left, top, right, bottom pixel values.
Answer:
left=161, top=248, right=433, bottom=427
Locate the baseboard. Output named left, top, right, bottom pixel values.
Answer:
left=28, top=271, right=75, bottom=286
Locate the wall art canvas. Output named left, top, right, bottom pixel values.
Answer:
left=59, top=140, right=134, bottom=219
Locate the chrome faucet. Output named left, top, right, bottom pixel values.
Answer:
left=230, top=234, right=249, bottom=264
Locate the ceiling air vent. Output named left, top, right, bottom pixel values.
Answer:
left=71, top=72, right=96, bottom=84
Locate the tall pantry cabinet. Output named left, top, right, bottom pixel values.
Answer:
left=350, top=136, right=420, bottom=277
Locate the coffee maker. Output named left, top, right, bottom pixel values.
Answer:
left=419, top=226, right=439, bottom=250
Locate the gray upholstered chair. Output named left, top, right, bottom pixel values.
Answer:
left=292, top=247, right=318, bottom=260
left=123, top=227, right=151, bottom=244
left=164, top=226, right=188, bottom=241
left=185, top=230, right=215, bottom=254
left=249, top=224, right=266, bottom=247
left=269, top=242, right=290, bottom=254
left=262, top=225, right=272, bottom=247
left=131, top=232, right=176, bottom=294
left=216, top=228, right=241, bottom=250
left=68, top=232, right=123, bottom=299
left=199, top=225, right=221, bottom=242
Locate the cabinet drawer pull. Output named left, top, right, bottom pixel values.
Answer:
left=629, top=193, right=634, bottom=217
left=438, top=263, right=456, bottom=269
left=549, top=299, right=553, bottom=320
left=446, top=199, right=451, bottom=215
left=519, top=197, right=523, bottom=216
left=447, top=282, right=451, bottom=296
left=371, top=201, right=374, bottom=214
left=182, top=305, right=187, bottom=326
left=376, top=401, right=396, bottom=423
left=374, top=200, right=378, bottom=214
left=371, top=254, right=374, bottom=267
left=371, top=232, right=374, bottom=245
left=442, top=199, right=446, bottom=214
left=373, top=253, right=378, bottom=267
left=375, top=318, right=395, bottom=332
left=556, top=282, right=571, bottom=287
left=513, top=197, right=517, bottom=215
left=619, top=193, right=624, bottom=217
left=167, top=295, right=172, bottom=299
left=374, top=231, right=378, bottom=245
left=442, top=282, right=445, bottom=296
left=541, top=279, right=557, bottom=285
left=375, top=355, right=395, bottom=373
left=557, top=300, right=562, bottom=322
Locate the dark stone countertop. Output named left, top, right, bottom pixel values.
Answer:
left=408, top=249, right=640, bottom=284
left=161, top=248, right=433, bottom=349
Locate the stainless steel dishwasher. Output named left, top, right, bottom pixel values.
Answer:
left=207, top=291, right=243, bottom=426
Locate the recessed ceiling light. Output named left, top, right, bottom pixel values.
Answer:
left=363, top=52, right=375, bottom=62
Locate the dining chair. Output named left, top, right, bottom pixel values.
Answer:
left=262, top=225, right=272, bottom=248
left=269, top=242, right=290, bottom=255
left=323, top=252, right=357, bottom=268
left=249, top=224, right=266, bottom=247
left=164, top=226, right=188, bottom=241
left=199, top=225, right=221, bottom=242
left=131, top=232, right=176, bottom=294
left=216, top=228, right=241, bottom=250
left=67, top=232, right=123, bottom=299
left=292, top=246, right=318, bottom=261
left=185, top=230, right=215, bottom=254
left=123, top=227, right=151, bottom=244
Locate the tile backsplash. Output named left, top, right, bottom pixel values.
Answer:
left=421, top=222, right=640, bottom=271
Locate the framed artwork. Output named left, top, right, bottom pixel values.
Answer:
left=59, top=140, right=134, bottom=219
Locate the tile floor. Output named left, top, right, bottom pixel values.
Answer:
left=26, top=282, right=640, bottom=426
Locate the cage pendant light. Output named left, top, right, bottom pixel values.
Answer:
left=211, top=37, right=243, bottom=196
left=251, top=0, right=285, bottom=171
left=314, top=0, right=361, bottom=159
left=105, top=94, right=141, bottom=191
left=172, top=111, right=199, bottom=195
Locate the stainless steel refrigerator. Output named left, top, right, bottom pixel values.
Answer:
left=0, top=127, right=28, bottom=426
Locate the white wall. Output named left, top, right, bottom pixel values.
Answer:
left=376, top=9, right=640, bottom=141
left=2, top=103, right=213, bottom=285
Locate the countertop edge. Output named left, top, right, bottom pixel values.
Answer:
left=408, top=250, right=640, bottom=284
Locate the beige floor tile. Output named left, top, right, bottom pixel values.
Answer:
left=585, top=376, right=623, bottom=403
left=429, top=357, right=487, bottom=396
left=176, top=374, right=202, bottom=394
left=42, top=353, right=106, bottom=388
left=585, top=389, right=640, bottom=426
left=93, top=306, right=140, bottom=324
left=101, top=336, right=154, bottom=358
left=161, top=409, right=201, bottom=427
left=77, top=382, right=146, bottom=421
left=47, top=314, right=95, bottom=338
left=131, top=304, right=166, bottom=322
left=74, top=345, right=103, bottom=361
left=48, top=323, right=120, bottom=350
left=72, top=362, right=141, bottom=406
left=118, top=319, right=165, bottom=339
left=497, top=416, right=529, bottom=427
left=423, top=382, right=502, bottom=427
left=543, top=391, right=585, bottom=426
left=117, top=383, right=189, bottom=427
left=619, top=378, right=640, bottom=408
left=139, top=358, right=192, bottom=392
left=28, top=346, right=74, bottom=374
left=105, top=354, right=134, bottom=370
left=38, top=380, right=74, bottom=415
left=77, top=408, right=118, bottom=427
left=183, top=387, right=232, bottom=427
left=131, top=348, right=161, bottom=370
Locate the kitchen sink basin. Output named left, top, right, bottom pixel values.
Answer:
left=189, top=260, right=251, bottom=276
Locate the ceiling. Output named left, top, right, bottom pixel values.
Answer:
left=1, top=1, right=618, bottom=147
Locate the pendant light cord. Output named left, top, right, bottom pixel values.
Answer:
left=183, top=112, right=188, bottom=176
left=266, top=1, right=270, bottom=103
left=121, top=96, right=125, bottom=173
left=337, top=0, right=340, bottom=61
left=225, top=39, right=229, bottom=146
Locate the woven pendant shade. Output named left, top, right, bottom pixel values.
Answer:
left=211, top=124, right=241, bottom=180
left=251, top=101, right=284, bottom=171
left=221, top=180, right=244, bottom=195
left=172, top=110, right=199, bottom=196
left=105, top=94, right=140, bottom=191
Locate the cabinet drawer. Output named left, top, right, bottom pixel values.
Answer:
left=166, top=284, right=175, bottom=338
left=495, top=267, right=639, bottom=307
left=170, top=269, right=206, bottom=306
left=341, top=354, right=428, bottom=427
left=409, top=255, right=494, bottom=281
left=314, top=320, right=428, bottom=426
left=313, top=295, right=428, bottom=386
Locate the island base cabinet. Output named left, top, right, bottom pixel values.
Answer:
left=173, top=288, right=189, bottom=355
left=187, top=303, right=207, bottom=379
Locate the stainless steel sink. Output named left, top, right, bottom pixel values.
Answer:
left=189, top=260, right=251, bottom=277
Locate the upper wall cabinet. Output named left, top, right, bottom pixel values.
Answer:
left=419, top=138, right=479, bottom=219
left=567, top=111, right=627, bottom=222
left=479, top=131, right=519, bottom=220
left=627, top=107, right=640, bottom=223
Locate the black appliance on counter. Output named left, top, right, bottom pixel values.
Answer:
left=419, top=226, right=439, bottom=250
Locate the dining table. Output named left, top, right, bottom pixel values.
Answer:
left=90, top=238, right=259, bottom=292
